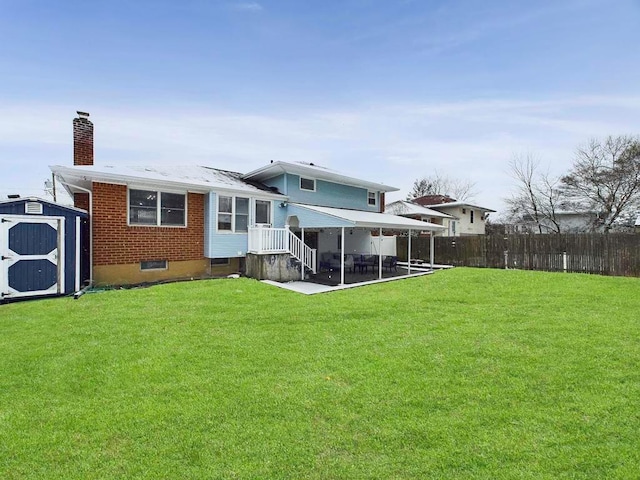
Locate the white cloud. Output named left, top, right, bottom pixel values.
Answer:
left=1, top=94, right=640, bottom=215
left=232, top=2, right=263, bottom=12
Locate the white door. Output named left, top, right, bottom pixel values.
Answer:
left=0, top=215, right=64, bottom=299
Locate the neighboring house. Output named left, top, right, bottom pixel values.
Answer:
left=514, top=210, right=599, bottom=234
left=51, top=112, right=444, bottom=286
left=384, top=200, right=454, bottom=234
left=635, top=214, right=640, bottom=233
left=408, top=195, right=496, bottom=236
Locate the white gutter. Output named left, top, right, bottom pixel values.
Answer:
left=55, top=178, right=93, bottom=286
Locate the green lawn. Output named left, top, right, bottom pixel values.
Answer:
left=1, top=268, right=639, bottom=479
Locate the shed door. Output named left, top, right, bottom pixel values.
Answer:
left=0, top=216, right=64, bottom=299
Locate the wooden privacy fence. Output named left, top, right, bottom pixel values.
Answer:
left=397, top=234, right=640, bottom=277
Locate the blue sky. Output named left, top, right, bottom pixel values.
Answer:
left=1, top=0, right=639, bottom=215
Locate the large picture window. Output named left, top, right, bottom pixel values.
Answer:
left=129, top=189, right=186, bottom=226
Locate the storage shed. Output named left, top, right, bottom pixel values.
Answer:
left=1, top=197, right=88, bottom=301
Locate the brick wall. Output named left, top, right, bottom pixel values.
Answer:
left=73, top=115, right=93, bottom=166
left=74, top=192, right=90, bottom=211
left=92, top=182, right=205, bottom=266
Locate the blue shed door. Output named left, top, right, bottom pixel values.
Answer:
left=1, top=215, right=64, bottom=299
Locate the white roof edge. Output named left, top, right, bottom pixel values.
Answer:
left=242, top=161, right=400, bottom=193
left=50, top=165, right=288, bottom=199
left=385, top=200, right=456, bottom=219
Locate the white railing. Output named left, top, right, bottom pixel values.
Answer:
left=288, top=229, right=317, bottom=275
left=248, top=226, right=289, bottom=253
left=248, top=226, right=316, bottom=274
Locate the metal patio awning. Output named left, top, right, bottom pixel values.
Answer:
left=286, top=203, right=446, bottom=231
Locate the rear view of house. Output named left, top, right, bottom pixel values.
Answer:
left=51, top=112, right=444, bottom=287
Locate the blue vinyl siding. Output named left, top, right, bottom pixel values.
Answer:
left=268, top=174, right=378, bottom=211
left=285, top=204, right=353, bottom=228
left=205, top=193, right=278, bottom=258
left=273, top=201, right=288, bottom=228
left=262, top=174, right=287, bottom=195
left=205, top=192, right=248, bottom=258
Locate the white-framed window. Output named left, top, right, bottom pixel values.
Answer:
left=300, top=177, right=316, bottom=192
left=129, top=189, right=186, bottom=227
left=235, top=197, right=249, bottom=232
left=255, top=200, right=271, bottom=225
left=216, top=196, right=272, bottom=231
left=368, top=191, right=377, bottom=206
left=217, top=195, right=233, bottom=231
left=217, top=195, right=250, bottom=232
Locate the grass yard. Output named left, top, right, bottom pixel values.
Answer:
left=1, top=268, right=639, bottom=479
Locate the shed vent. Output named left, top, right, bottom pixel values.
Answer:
left=25, top=202, right=43, bottom=215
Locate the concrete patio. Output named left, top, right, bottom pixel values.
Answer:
left=262, top=265, right=436, bottom=295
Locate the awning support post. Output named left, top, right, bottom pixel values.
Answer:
left=408, top=229, right=412, bottom=274
left=301, top=228, right=305, bottom=280
left=378, top=228, right=383, bottom=279
left=340, top=227, right=345, bottom=285
left=430, top=232, right=435, bottom=269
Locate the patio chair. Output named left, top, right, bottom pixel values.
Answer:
left=361, top=255, right=379, bottom=273
left=383, top=255, right=398, bottom=272
left=323, top=252, right=355, bottom=272
left=319, top=252, right=333, bottom=271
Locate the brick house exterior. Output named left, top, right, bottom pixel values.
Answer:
left=58, top=112, right=233, bottom=286
left=90, top=183, right=209, bottom=284
left=52, top=112, right=439, bottom=287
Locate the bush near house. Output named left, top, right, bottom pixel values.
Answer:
left=1, top=269, right=639, bottom=479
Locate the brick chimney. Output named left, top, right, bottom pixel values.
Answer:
left=73, top=111, right=93, bottom=166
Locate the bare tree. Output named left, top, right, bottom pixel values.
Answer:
left=561, top=135, right=640, bottom=232
left=406, top=172, right=477, bottom=201
left=505, top=154, right=565, bottom=234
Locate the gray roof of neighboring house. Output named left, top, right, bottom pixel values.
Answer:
left=385, top=200, right=454, bottom=219
left=242, top=161, right=399, bottom=193
left=50, top=164, right=286, bottom=198
left=424, top=201, right=496, bottom=213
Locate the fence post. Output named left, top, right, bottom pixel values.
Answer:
left=563, top=251, right=567, bottom=272
left=504, top=250, right=509, bottom=270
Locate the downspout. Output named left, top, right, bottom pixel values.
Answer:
left=56, top=178, right=93, bottom=286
